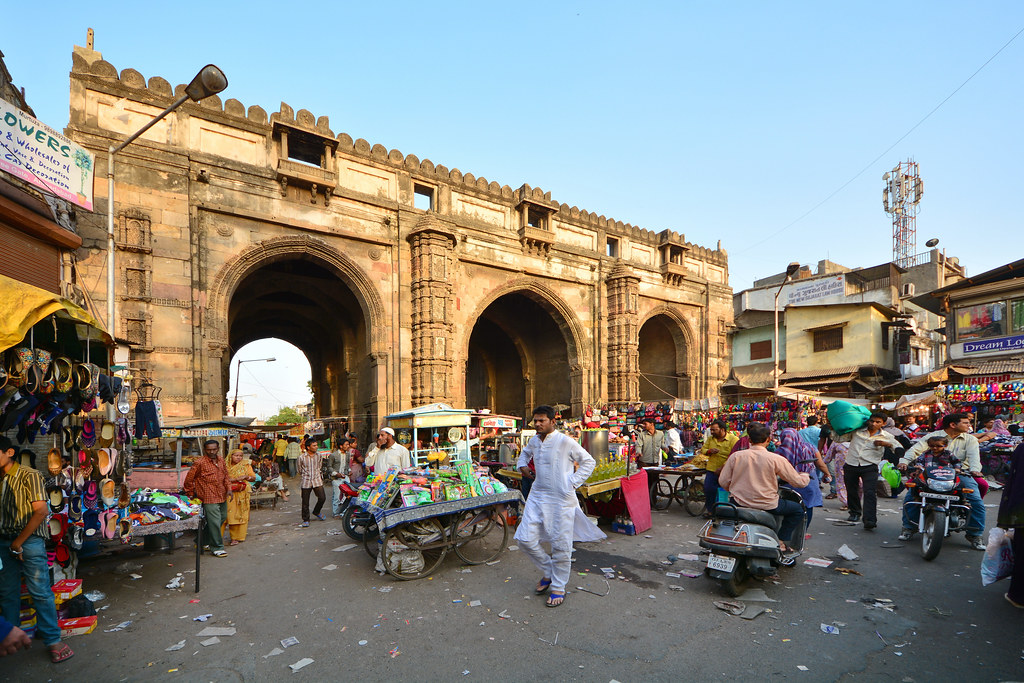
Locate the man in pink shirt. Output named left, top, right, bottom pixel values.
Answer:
left=718, top=422, right=810, bottom=553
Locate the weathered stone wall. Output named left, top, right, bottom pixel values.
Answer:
left=65, top=45, right=733, bottom=430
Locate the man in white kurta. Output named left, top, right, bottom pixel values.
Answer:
left=515, top=406, right=603, bottom=607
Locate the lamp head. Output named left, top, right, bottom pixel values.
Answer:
left=925, top=238, right=939, bottom=248
left=785, top=262, right=801, bottom=277
left=185, top=65, right=228, bottom=102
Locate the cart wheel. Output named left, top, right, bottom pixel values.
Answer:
left=682, top=477, right=705, bottom=517
left=652, top=477, right=674, bottom=510
left=382, top=518, right=448, bottom=580
left=453, top=508, right=508, bottom=565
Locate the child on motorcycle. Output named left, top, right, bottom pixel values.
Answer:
left=898, top=435, right=961, bottom=472
left=897, top=436, right=960, bottom=541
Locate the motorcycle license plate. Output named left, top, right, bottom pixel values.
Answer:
left=922, top=493, right=958, bottom=501
left=707, top=553, right=736, bottom=573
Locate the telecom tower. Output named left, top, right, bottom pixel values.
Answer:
left=882, top=160, right=923, bottom=268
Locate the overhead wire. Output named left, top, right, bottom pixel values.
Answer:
left=735, top=24, right=1024, bottom=255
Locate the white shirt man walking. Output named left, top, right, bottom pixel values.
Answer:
left=515, top=405, right=600, bottom=608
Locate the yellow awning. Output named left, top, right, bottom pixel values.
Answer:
left=0, top=274, right=112, bottom=352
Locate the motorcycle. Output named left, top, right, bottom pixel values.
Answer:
left=339, top=481, right=379, bottom=543
left=697, top=488, right=806, bottom=597
left=903, top=464, right=972, bottom=561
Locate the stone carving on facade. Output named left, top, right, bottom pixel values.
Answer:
left=606, top=263, right=641, bottom=402
left=408, top=213, right=457, bottom=405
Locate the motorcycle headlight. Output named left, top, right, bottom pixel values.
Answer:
left=927, top=478, right=955, bottom=492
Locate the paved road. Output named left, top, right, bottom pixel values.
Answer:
left=3, top=487, right=1020, bottom=682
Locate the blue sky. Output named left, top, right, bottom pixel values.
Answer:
left=4, top=2, right=1022, bottom=416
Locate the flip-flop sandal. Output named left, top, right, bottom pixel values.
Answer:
left=49, top=642, right=74, bottom=663
left=546, top=592, right=565, bottom=608
left=535, top=578, right=552, bottom=594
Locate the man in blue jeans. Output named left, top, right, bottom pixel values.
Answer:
left=897, top=413, right=987, bottom=550
left=0, top=436, right=73, bottom=663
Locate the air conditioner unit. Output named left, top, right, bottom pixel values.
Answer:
left=901, top=283, right=916, bottom=297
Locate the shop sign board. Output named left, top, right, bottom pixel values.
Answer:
left=479, top=416, right=516, bottom=429
left=785, top=275, right=845, bottom=306
left=0, top=99, right=95, bottom=210
left=953, top=333, right=1024, bottom=358
left=163, top=428, right=234, bottom=437
left=964, top=374, right=1014, bottom=385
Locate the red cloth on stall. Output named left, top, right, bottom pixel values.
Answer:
left=619, top=468, right=652, bottom=533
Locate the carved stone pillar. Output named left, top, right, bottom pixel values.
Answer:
left=408, top=214, right=457, bottom=405
left=606, top=264, right=640, bottom=403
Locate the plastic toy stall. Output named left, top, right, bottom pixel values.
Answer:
left=384, top=403, right=474, bottom=467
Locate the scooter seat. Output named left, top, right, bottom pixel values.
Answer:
left=716, top=505, right=781, bottom=532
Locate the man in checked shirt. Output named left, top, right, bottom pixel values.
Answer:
left=184, top=440, right=232, bottom=557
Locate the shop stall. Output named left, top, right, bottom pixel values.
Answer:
left=470, top=413, right=519, bottom=461
left=131, top=418, right=255, bottom=491
left=384, top=403, right=474, bottom=467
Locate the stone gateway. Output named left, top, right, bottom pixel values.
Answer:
left=65, top=42, right=732, bottom=435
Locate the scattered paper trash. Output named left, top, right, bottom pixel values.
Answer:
left=507, top=545, right=518, bottom=551
left=740, top=605, right=766, bottom=620
left=289, top=657, right=314, bottom=672
left=668, top=585, right=685, bottom=592
left=803, top=557, right=833, bottom=568
left=165, top=640, right=186, bottom=652
left=457, top=567, right=472, bottom=574
left=166, top=577, right=183, bottom=589
left=837, top=544, right=859, bottom=561
left=196, top=626, right=236, bottom=637
left=469, top=600, right=482, bottom=607
left=498, top=610, right=510, bottom=619
left=820, top=624, right=840, bottom=635
left=358, top=640, right=368, bottom=646
left=129, top=573, right=143, bottom=580
left=740, top=588, right=778, bottom=602
left=264, top=647, right=284, bottom=658
left=104, top=621, right=132, bottom=632
left=677, top=553, right=700, bottom=562
left=680, top=570, right=702, bottom=578
left=713, top=600, right=746, bottom=616
left=332, top=544, right=357, bottom=552
left=201, top=637, right=220, bottom=646
left=84, top=590, right=106, bottom=602
left=378, top=587, right=392, bottom=593
left=193, top=614, right=213, bottom=622
left=666, top=571, right=681, bottom=578
left=281, top=636, right=300, bottom=649
left=322, top=564, right=338, bottom=571
left=389, top=647, right=401, bottom=658
left=797, top=665, right=809, bottom=671
left=835, top=567, right=863, bottom=576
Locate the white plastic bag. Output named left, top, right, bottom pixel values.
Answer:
left=981, top=528, right=1014, bottom=586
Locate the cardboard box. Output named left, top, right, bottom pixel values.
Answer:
left=59, top=615, right=97, bottom=638
left=52, top=579, right=83, bottom=603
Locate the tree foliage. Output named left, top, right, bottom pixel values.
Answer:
left=264, top=406, right=304, bottom=425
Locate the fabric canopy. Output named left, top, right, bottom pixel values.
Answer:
left=0, top=274, right=112, bottom=352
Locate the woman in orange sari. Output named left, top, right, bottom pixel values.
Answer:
left=225, top=449, right=256, bottom=545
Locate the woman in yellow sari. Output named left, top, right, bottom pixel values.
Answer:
left=226, top=449, right=256, bottom=545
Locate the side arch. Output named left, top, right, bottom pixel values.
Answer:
left=638, top=305, right=699, bottom=400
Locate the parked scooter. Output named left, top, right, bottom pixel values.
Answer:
left=340, top=482, right=378, bottom=542
left=698, top=488, right=806, bottom=596
left=903, top=464, right=972, bottom=561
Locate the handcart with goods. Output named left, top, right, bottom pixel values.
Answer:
left=357, top=490, right=523, bottom=580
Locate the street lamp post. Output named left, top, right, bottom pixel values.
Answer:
left=773, top=262, right=801, bottom=393
left=232, top=357, right=276, bottom=416
left=105, top=65, right=228, bottom=341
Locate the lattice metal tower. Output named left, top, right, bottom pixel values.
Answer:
left=882, top=159, right=923, bottom=268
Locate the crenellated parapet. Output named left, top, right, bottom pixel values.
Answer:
left=69, top=52, right=727, bottom=270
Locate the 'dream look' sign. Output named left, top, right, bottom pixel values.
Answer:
left=0, top=99, right=95, bottom=210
